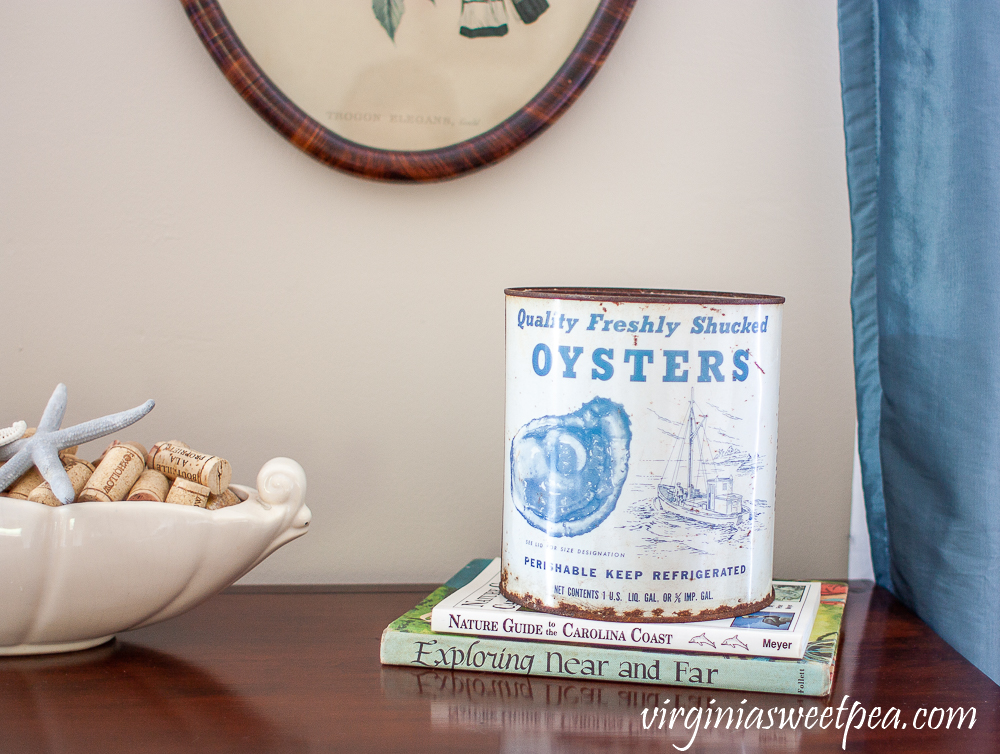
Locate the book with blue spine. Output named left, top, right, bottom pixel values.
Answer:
left=380, top=559, right=848, bottom=696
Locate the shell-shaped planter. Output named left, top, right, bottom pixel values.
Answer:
left=0, top=457, right=310, bottom=655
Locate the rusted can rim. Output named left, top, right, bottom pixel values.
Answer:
left=505, top=287, right=784, bottom=306
left=500, top=574, right=775, bottom=624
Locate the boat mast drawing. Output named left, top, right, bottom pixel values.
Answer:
left=656, top=390, right=744, bottom=526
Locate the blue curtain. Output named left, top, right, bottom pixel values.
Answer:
left=839, top=0, right=1000, bottom=685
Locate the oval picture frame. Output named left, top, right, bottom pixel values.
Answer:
left=181, top=0, right=637, bottom=181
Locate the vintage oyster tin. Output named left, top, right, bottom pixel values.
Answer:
left=501, top=288, right=784, bottom=622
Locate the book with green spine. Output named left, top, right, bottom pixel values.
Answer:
left=380, top=559, right=848, bottom=697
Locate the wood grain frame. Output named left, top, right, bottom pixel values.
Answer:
left=180, top=0, right=637, bottom=182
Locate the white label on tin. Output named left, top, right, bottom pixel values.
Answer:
left=502, top=296, right=782, bottom=619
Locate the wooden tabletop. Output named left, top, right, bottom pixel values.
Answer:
left=0, top=581, right=996, bottom=752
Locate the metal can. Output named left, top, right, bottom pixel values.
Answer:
left=501, top=288, right=784, bottom=622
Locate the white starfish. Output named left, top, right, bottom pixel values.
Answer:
left=0, top=384, right=154, bottom=505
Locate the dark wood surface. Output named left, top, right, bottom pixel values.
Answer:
left=1, top=581, right=996, bottom=752
left=180, top=0, right=637, bottom=182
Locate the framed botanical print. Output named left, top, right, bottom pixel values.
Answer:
left=181, top=0, right=637, bottom=181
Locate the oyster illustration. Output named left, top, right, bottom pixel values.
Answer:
left=510, top=397, right=631, bottom=537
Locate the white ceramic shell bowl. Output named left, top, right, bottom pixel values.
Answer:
left=0, top=457, right=310, bottom=655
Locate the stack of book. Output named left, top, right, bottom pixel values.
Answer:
left=380, top=558, right=848, bottom=696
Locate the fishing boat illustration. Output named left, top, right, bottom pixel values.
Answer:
left=656, top=391, right=745, bottom=527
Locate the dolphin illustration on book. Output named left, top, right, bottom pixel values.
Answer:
left=721, top=635, right=749, bottom=652
left=688, top=633, right=716, bottom=649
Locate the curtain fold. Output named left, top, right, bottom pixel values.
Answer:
left=839, top=0, right=1000, bottom=685
left=838, top=0, right=893, bottom=592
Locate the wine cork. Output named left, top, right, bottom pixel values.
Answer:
left=138, top=440, right=188, bottom=462
left=3, top=466, right=45, bottom=500
left=127, top=469, right=170, bottom=502
left=92, top=440, right=148, bottom=469
left=29, top=456, right=95, bottom=507
left=78, top=442, right=146, bottom=502
left=147, top=442, right=231, bottom=495
left=165, top=477, right=210, bottom=507
left=206, top=487, right=241, bottom=510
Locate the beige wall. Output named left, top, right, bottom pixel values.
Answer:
left=0, top=1, right=854, bottom=583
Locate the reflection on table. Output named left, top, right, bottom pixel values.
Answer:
left=0, top=641, right=306, bottom=754
left=383, top=665, right=809, bottom=752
